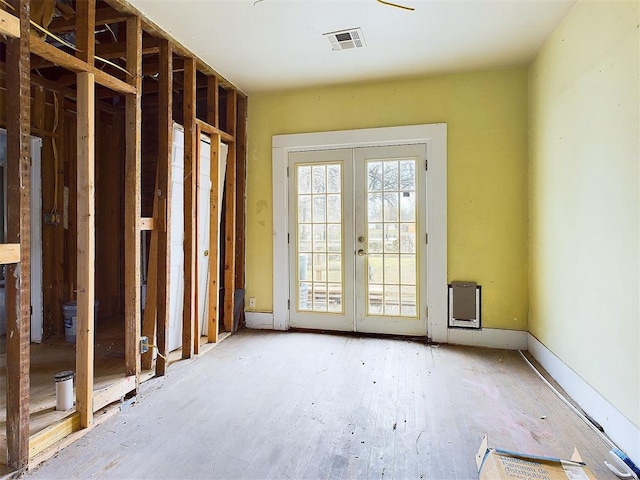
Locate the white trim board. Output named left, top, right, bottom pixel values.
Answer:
left=272, top=124, right=448, bottom=341
left=245, top=312, right=275, bottom=330
left=447, top=327, right=528, bottom=350
left=528, top=333, right=640, bottom=465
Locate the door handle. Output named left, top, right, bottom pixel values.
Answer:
left=357, top=249, right=367, bottom=257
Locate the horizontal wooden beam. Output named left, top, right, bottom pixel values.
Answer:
left=0, top=243, right=20, bottom=264
left=29, top=414, right=81, bottom=459
left=140, top=217, right=154, bottom=231
left=95, top=37, right=160, bottom=61
left=195, top=118, right=234, bottom=144
left=0, top=8, right=20, bottom=38
left=93, top=375, right=136, bottom=412
left=48, top=7, right=130, bottom=33
left=30, top=36, right=136, bottom=95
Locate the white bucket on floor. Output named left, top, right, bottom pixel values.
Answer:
left=63, top=300, right=99, bottom=343
left=54, top=371, right=74, bottom=411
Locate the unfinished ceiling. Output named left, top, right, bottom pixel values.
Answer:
left=126, top=0, right=576, bottom=94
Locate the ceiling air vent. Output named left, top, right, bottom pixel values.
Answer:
left=324, top=28, right=366, bottom=51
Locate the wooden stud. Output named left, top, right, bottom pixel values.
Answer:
left=182, top=57, right=196, bottom=359
left=194, top=125, right=201, bottom=355
left=5, top=0, right=30, bottom=468
left=223, top=90, right=237, bottom=332
left=207, top=76, right=219, bottom=129
left=141, top=175, right=159, bottom=370
left=124, top=16, right=142, bottom=380
left=207, top=134, right=221, bottom=343
left=32, top=85, right=45, bottom=132
left=75, top=71, right=96, bottom=429
left=75, top=0, right=96, bottom=66
left=156, top=39, right=173, bottom=375
left=235, top=96, right=247, bottom=294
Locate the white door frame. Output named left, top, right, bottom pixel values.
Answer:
left=272, top=124, right=447, bottom=342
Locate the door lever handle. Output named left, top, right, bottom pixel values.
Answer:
left=357, top=249, right=368, bottom=257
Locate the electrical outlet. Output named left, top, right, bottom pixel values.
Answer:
left=44, top=212, right=60, bottom=225
left=249, top=297, right=256, bottom=308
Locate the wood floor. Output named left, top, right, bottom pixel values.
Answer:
left=0, top=317, right=154, bottom=465
left=23, top=330, right=618, bottom=479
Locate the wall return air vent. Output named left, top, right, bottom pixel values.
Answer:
left=324, top=28, right=366, bottom=51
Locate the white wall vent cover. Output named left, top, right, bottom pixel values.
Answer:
left=324, top=28, right=366, bottom=51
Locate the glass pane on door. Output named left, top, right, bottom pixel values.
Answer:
left=365, top=158, right=417, bottom=317
left=295, top=163, right=343, bottom=313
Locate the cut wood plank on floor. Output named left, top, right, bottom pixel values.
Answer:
left=23, top=330, right=619, bottom=479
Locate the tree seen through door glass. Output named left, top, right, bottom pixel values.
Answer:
left=296, top=163, right=343, bottom=313
left=366, top=157, right=417, bottom=317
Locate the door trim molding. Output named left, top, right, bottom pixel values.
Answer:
left=272, top=124, right=447, bottom=341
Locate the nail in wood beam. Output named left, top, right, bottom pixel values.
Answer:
left=223, top=90, right=237, bottom=332
left=182, top=57, right=197, bottom=358
left=75, top=0, right=95, bottom=66
left=5, top=0, right=30, bottom=468
left=156, top=39, right=173, bottom=375
left=75, top=71, right=95, bottom=429
left=124, top=16, right=142, bottom=380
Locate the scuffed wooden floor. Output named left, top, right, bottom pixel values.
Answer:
left=24, top=330, right=617, bottom=479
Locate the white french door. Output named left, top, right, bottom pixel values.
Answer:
left=288, top=144, right=427, bottom=336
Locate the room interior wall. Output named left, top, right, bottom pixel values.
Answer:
left=528, top=0, right=639, bottom=441
left=246, top=68, right=529, bottom=331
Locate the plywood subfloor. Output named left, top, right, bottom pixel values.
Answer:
left=24, top=330, right=618, bottom=479
left=0, top=317, right=153, bottom=465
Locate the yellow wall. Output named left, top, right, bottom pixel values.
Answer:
left=529, top=0, right=639, bottom=426
left=246, top=68, right=529, bottom=331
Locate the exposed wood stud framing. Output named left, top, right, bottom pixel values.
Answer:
left=194, top=124, right=202, bottom=355
left=141, top=170, right=159, bottom=370
left=156, top=38, right=173, bottom=374
left=75, top=0, right=96, bottom=66
left=235, top=96, right=247, bottom=294
left=207, top=76, right=219, bottom=128
left=182, top=56, right=197, bottom=359
left=5, top=0, right=31, bottom=468
left=223, top=90, right=237, bottom=332
left=124, top=15, right=143, bottom=381
left=75, top=71, right=96, bottom=429
left=30, top=36, right=136, bottom=95
left=48, top=6, right=130, bottom=33
left=207, top=133, right=221, bottom=343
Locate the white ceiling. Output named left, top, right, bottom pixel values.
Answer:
left=127, top=0, right=576, bottom=95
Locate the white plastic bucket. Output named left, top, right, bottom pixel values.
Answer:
left=63, top=300, right=99, bottom=343
left=54, top=371, right=74, bottom=411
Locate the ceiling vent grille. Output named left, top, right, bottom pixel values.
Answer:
left=324, top=28, right=366, bottom=51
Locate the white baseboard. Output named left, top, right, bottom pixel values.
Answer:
left=446, top=327, right=528, bottom=350
left=245, top=312, right=275, bottom=330
left=528, top=333, right=640, bottom=465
